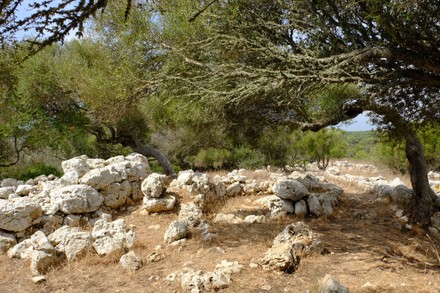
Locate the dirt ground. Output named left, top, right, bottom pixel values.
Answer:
left=1, top=168, right=439, bottom=293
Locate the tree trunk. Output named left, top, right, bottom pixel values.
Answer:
left=132, top=142, right=176, bottom=176
left=403, top=128, right=438, bottom=226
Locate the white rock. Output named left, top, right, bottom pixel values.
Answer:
left=272, top=178, right=308, bottom=201
left=14, top=184, right=35, bottom=196
left=244, top=215, right=266, bottom=224
left=1, top=178, right=20, bottom=187
left=142, top=195, right=176, bottom=213
left=226, top=182, right=242, bottom=197
left=80, top=165, right=126, bottom=190
left=0, top=198, right=43, bottom=232
left=164, top=221, right=188, bottom=243
left=178, top=203, right=203, bottom=228
left=326, top=166, right=340, bottom=175
left=49, top=226, right=93, bottom=261
left=141, top=173, right=167, bottom=198
left=307, top=195, right=323, bottom=217
left=59, top=171, right=80, bottom=186
left=50, top=184, right=104, bottom=214
left=0, top=186, right=16, bottom=199
left=92, top=219, right=136, bottom=255
left=243, top=182, right=259, bottom=195
left=101, top=181, right=131, bottom=208
left=61, top=156, right=90, bottom=177
left=30, top=249, right=64, bottom=276
left=294, top=200, right=308, bottom=216
left=267, top=196, right=294, bottom=219
left=317, top=274, right=349, bottom=293
left=177, top=170, right=195, bottom=186
left=120, top=251, right=142, bottom=270
left=213, top=213, right=243, bottom=224
left=8, top=231, right=54, bottom=259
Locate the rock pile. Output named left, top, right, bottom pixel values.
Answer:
left=258, top=222, right=325, bottom=273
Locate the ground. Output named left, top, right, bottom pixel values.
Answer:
left=0, top=167, right=439, bottom=293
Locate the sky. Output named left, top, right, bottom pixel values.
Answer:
left=336, top=112, right=375, bottom=131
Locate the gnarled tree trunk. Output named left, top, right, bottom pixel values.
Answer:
left=403, top=128, right=438, bottom=226
left=132, top=141, right=176, bottom=176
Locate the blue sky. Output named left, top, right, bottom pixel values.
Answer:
left=336, top=112, right=375, bottom=131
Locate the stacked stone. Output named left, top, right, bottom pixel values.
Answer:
left=140, top=173, right=176, bottom=213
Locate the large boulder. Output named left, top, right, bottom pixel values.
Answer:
left=50, top=184, right=104, bottom=214
left=48, top=226, right=93, bottom=261
left=92, top=219, right=136, bottom=255
left=272, top=178, right=308, bottom=201
left=0, top=198, right=42, bottom=232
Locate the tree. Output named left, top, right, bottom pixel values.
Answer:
left=0, top=0, right=121, bottom=53
left=158, top=0, right=440, bottom=225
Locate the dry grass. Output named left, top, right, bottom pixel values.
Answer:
left=1, top=167, right=439, bottom=293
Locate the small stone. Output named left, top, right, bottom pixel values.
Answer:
left=120, top=251, right=142, bottom=270
left=32, top=275, right=47, bottom=284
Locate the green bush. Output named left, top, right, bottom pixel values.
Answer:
left=233, top=145, right=265, bottom=169
left=0, top=163, right=62, bottom=181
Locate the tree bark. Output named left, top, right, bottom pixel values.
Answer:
left=132, top=141, right=176, bottom=176
left=403, top=128, right=438, bottom=226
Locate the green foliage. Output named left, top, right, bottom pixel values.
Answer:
left=0, top=163, right=62, bottom=181
left=233, top=145, right=265, bottom=169
left=376, top=125, right=440, bottom=173
left=192, top=148, right=233, bottom=170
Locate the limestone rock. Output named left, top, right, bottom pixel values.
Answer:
left=142, top=195, right=176, bottom=213
left=80, top=165, right=126, bottom=190
left=92, top=219, right=136, bottom=255
left=30, top=249, right=65, bottom=276
left=49, top=226, right=93, bottom=261
left=179, top=260, right=242, bottom=292
left=1, top=178, right=21, bottom=188
left=392, top=185, right=413, bottom=205
left=294, top=200, right=308, bottom=216
left=273, top=178, right=308, bottom=201
left=61, top=156, right=90, bottom=177
left=307, top=195, right=323, bottom=217
left=178, top=203, right=203, bottom=228
left=120, top=251, right=142, bottom=270
left=226, top=182, right=242, bottom=197
left=244, top=215, right=266, bottom=224
left=177, top=170, right=195, bottom=186
left=164, top=221, right=188, bottom=243
left=213, top=213, right=243, bottom=224
left=317, top=274, right=349, bottom=293
left=267, top=196, right=294, bottom=219
left=0, top=186, right=16, bottom=199
left=101, top=181, right=131, bottom=208
left=50, top=184, right=104, bottom=214
left=141, top=173, right=167, bottom=198
left=0, top=232, right=17, bottom=254
left=0, top=197, right=42, bottom=232
left=326, top=166, right=340, bottom=175
left=259, top=222, right=324, bottom=273
left=15, top=184, right=35, bottom=196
